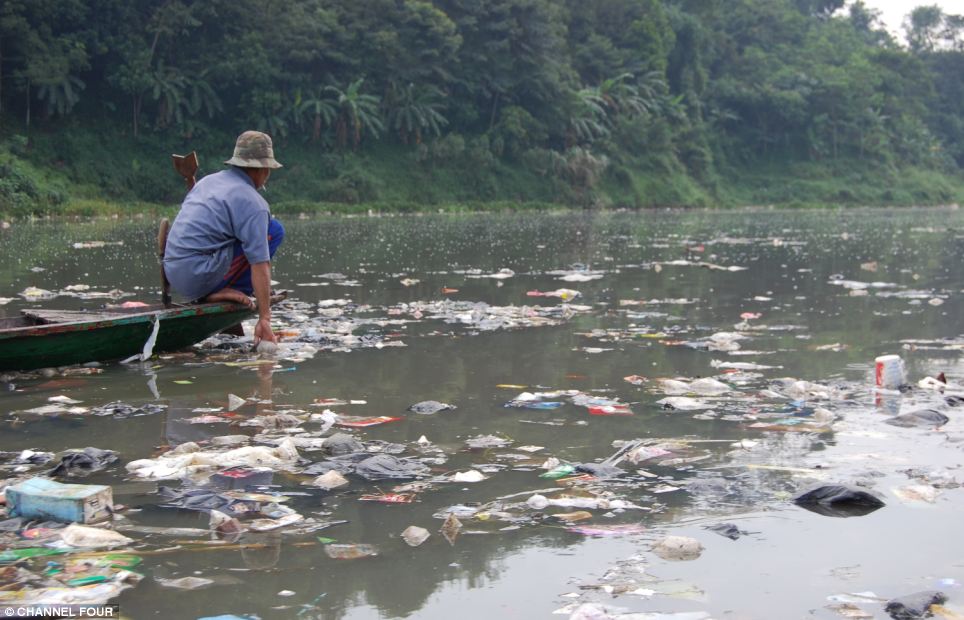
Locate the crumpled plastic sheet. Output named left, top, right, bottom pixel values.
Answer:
left=792, top=484, right=886, bottom=518
left=303, top=453, right=431, bottom=481
left=354, top=454, right=431, bottom=480
left=158, top=487, right=291, bottom=518
left=885, top=408, right=949, bottom=428
left=408, top=400, right=456, bottom=415
left=0, top=577, right=138, bottom=607
left=89, top=402, right=167, bottom=418
left=0, top=450, right=54, bottom=468
left=125, top=438, right=300, bottom=480
left=47, top=447, right=118, bottom=477
left=320, top=433, right=364, bottom=456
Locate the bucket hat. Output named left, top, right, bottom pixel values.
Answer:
left=224, top=130, right=283, bottom=169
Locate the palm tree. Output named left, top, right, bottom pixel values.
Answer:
left=567, top=87, right=610, bottom=146
left=252, top=107, right=291, bottom=141
left=597, top=72, right=655, bottom=117
left=187, top=74, right=222, bottom=119
left=325, top=78, right=384, bottom=150
left=112, top=51, right=153, bottom=137
left=566, top=71, right=672, bottom=146
left=168, top=75, right=222, bottom=139
left=387, top=83, right=448, bottom=144
left=36, top=75, right=85, bottom=117
left=297, top=87, right=337, bottom=142
left=148, top=61, right=188, bottom=128
left=246, top=91, right=295, bottom=139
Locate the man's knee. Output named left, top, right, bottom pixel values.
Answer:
left=267, top=219, right=284, bottom=258
left=268, top=218, right=285, bottom=244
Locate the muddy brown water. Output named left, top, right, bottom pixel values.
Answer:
left=1, top=208, right=963, bottom=619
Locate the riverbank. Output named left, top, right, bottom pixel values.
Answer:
left=2, top=125, right=963, bottom=218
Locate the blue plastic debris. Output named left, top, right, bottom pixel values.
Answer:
left=5, top=477, right=113, bottom=524
left=504, top=401, right=564, bottom=410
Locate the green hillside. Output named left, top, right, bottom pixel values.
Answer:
left=1, top=0, right=963, bottom=215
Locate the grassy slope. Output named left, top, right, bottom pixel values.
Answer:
left=717, top=160, right=964, bottom=208
left=1, top=121, right=962, bottom=217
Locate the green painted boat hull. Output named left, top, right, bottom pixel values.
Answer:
left=0, top=303, right=254, bottom=372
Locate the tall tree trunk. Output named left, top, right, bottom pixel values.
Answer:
left=132, top=95, right=139, bottom=138
left=760, top=115, right=767, bottom=155
left=0, top=36, right=4, bottom=116
left=134, top=25, right=162, bottom=139
left=336, top=118, right=347, bottom=149
left=25, top=79, right=30, bottom=127
left=832, top=121, right=838, bottom=159
left=488, top=92, right=500, bottom=131
left=158, top=98, right=168, bottom=128
left=148, top=29, right=161, bottom=63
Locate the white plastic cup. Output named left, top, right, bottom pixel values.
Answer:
left=875, top=354, right=906, bottom=389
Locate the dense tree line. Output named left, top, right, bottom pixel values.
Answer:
left=1, top=0, right=962, bottom=207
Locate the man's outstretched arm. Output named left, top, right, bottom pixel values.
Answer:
left=251, top=261, right=277, bottom=345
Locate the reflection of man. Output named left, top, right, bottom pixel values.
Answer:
left=163, top=131, right=283, bottom=345
left=163, top=365, right=275, bottom=447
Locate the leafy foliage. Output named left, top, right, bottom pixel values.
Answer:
left=0, top=0, right=962, bottom=209
left=326, top=78, right=384, bottom=150
left=387, top=83, right=449, bottom=144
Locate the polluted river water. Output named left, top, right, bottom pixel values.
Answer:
left=0, top=208, right=963, bottom=620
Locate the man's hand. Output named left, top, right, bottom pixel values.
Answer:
left=253, top=316, right=276, bottom=346
left=250, top=261, right=276, bottom=346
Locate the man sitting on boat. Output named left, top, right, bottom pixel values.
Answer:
left=163, top=130, right=283, bottom=345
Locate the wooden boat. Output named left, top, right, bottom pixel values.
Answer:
left=0, top=152, right=283, bottom=373
left=0, top=301, right=258, bottom=372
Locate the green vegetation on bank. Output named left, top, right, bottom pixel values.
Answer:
left=1, top=0, right=963, bottom=217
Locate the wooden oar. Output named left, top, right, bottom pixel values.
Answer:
left=157, top=218, right=172, bottom=307
left=172, top=151, right=198, bottom=191
left=161, top=152, right=199, bottom=307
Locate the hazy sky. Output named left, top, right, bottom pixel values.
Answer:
left=861, top=0, right=959, bottom=36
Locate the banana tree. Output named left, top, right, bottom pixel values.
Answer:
left=325, top=78, right=384, bottom=150
left=567, top=87, right=611, bottom=146
left=597, top=71, right=665, bottom=118
left=36, top=75, right=85, bottom=117
left=246, top=91, right=293, bottom=139
left=187, top=74, right=222, bottom=119
left=148, top=61, right=189, bottom=128
left=387, top=83, right=448, bottom=144
left=297, top=87, right=337, bottom=142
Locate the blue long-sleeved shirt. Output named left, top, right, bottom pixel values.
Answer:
left=163, top=167, right=270, bottom=300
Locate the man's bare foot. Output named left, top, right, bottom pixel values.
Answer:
left=203, top=288, right=255, bottom=308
